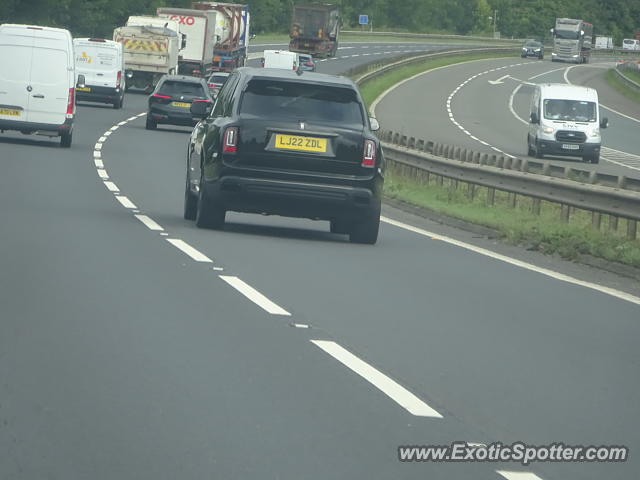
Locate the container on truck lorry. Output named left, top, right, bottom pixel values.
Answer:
left=0, top=24, right=77, bottom=147
left=594, top=36, right=613, bottom=49
left=550, top=18, right=593, bottom=63
left=156, top=7, right=217, bottom=75
left=126, top=15, right=187, bottom=55
left=113, top=24, right=179, bottom=91
left=191, top=2, right=251, bottom=72
left=289, top=3, right=340, bottom=58
left=74, top=37, right=125, bottom=109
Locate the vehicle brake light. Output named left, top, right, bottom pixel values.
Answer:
left=116, top=71, right=122, bottom=89
left=223, top=127, right=238, bottom=153
left=152, top=93, right=172, bottom=99
left=193, top=98, right=211, bottom=102
left=362, top=139, right=376, bottom=167
left=66, top=88, right=75, bottom=116
left=208, top=83, right=215, bottom=87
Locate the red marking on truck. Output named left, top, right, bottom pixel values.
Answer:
left=169, top=15, right=196, bottom=26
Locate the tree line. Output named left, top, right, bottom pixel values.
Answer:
left=1, top=0, right=638, bottom=43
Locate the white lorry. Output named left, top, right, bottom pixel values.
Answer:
left=113, top=24, right=180, bottom=91
left=156, top=7, right=217, bottom=75
left=594, top=36, right=614, bottom=49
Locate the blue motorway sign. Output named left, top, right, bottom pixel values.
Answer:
left=359, top=14, right=369, bottom=25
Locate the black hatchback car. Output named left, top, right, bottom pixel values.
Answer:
left=521, top=39, right=544, bottom=59
left=185, top=68, right=384, bottom=244
left=146, top=75, right=212, bottom=130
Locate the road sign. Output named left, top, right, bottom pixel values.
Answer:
left=359, top=15, right=369, bottom=25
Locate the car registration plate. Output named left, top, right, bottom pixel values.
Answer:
left=275, top=134, right=327, bottom=153
left=562, top=144, right=580, bottom=150
left=0, top=108, right=21, bottom=116
left=76, top=87, right=91, bottom=92
left=172, top=101, right=190, bottom=108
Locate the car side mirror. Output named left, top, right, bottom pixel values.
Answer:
left=600, top=117, right=609, bottom=129
left=181, top=35, right=187, bottom=49
left=76, top=74, right=86, bottom=89
left=530, top=112, right=539, bottom=124
left=369, top=117, right=380, bottom=131
left=190, top=101, right=212, bottom=119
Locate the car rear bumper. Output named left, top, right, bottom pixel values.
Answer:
left=149, top=106, right=197, bottom=126
left=538, top=139, right=600, bottom=157
left=203, top=175, right=382, bottom=220
left=77, top=86, right=121, bottom=103
left=0, top=117, right=73, bottom=135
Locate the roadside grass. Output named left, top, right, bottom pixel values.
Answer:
left=384, top=171, right=640, bottom=267
left=340, top=32, right=519, bottom=45
left=604, top=69, right=640, bottom=103
left=358, top=52, right=518, bottom=109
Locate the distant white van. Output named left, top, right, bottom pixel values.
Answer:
left=527, top=83, right=608, bottom=164
left=74, top=38, right=125, bottom=108
left=262, top=50, right=298, bottom=70
left=622, top=38, right=640, bottom=51
left=0, top=24, right=78, bottom=147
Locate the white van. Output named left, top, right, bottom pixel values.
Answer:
left=262, top=50, right=298, bottom=70
left=527, top=83, right=608, bottom=164
left=622, top=39, right=640, bottom=51
left=0, top=24, right=78, bottom=147
left=74, top=38, right=125, bottom=108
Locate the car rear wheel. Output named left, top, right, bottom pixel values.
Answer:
left=349, top=203, right=380, bottom=245
left=113, top=96, right=123, bottom=109
left=60, top=131, right=72, bottom=148
left=145, top=116, right=157, bottom=130
left=195, top=179, right=225, bottom=229
left=184, top=172, right=198, bottom=220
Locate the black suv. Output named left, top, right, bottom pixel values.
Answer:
left=185, top=68, right=384, bottom=244
left=146, top=75, right=212, bottom=130
left=521, top=39, right=544, bottom=59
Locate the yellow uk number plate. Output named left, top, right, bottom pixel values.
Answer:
left=275, top=134, right=327, bottom=153
left=172, top=101, right=190, bottom=108
left=76, top=87, right=91, bottom=92
left=0, top=108, right=21, bottom=116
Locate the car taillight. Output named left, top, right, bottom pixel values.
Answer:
left=116, top=71, right=122, bottom=88
left=223, top=126, right=238, bottom=153
left=306, top=62, right=314, bottom=66
left=362, top=139, right=376, bottom=167
left=208, top=83, right=215, bottom=88
left=193, top=98, right=211, bottom=102
left=66, top=88, right=75, bottom=116
left=152, top=93, right=172, bottom=99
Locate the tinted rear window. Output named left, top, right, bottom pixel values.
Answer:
left=240, top=80, right=364, bottom=125
left=209, top=75, right=229, bottom=84
left=158, top=80, right=205, bottom=97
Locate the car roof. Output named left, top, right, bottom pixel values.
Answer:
left=538, top=83, right=598, bottom=101
left=208, top=72, right=230, bottom=77
left=236, top=67, right=356, bottom=88
left=161, top=75, right=206, bottom=83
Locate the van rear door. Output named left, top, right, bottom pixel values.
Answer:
left=0, top=29, right=34, bottom=123
left=29, top=36, right=71, bottom=125
left=75, top=41, right=120, bottom=89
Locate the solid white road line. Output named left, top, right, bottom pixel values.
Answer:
left=134, top=214, right=163, bottom=231
left=497, top=471, right=544, bottom=480
left=166, top=238, right=213, bottom=263
left=381, top=216, right=640, bottom=306
left=219, top=275, right=291, bottom=316
left=311, top=340, right=443, bottom=418
left=103, top=181, right=119, bottom=192
left=115, top=196, right=137, bottom=209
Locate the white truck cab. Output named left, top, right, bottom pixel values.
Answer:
left=262, top=50, right=298, bottom=70
left=527, top=83, right=608, bottom=164
left=0, top=24, right=78, bottom=147
left=73, top=38, right=125, bottom=109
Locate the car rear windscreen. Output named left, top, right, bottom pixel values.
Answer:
left=240, top=80, right=364, bottom=125
left=209, top=75, right=228, bottom=84
left=158, top=80, right=206, bottom=97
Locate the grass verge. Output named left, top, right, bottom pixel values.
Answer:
left=358, top=52, right=518, bottom=109
left=384, top=170, right=640, bottom=267
left=604, top=69, right=640, bottom=103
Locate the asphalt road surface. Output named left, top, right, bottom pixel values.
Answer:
left=1, top=43, right=639, bottom=480
left=375, top=56, right=640, bottom=178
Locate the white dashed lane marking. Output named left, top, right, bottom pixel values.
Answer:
left=103, top=181, right=119, bottom=192
left=166, top=238, right=213, bottom=263
left=134, top=214, right=163, bottom=230
left=115, top=196, right=137, bottom=209
left=219, top=275, right=291, bottom=316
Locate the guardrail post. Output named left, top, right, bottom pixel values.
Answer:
left=504, top=157, right=512, bottom=169
left=560, top=204, right=571, bottom=223
left=542, top=162, right=551, bottom=176
left=496, top=156, right=505, bottom=168
left=508, top=193, right=517, bottom=208
left=443, top=145, right=450, bottom=158
left=487, top=187, right=496, bottom=206
left=408, top=137, right=416, bottom=149
left=628, top=220, right=638, bottom=240
left=617, top=176, right=627, bottom=189
left=400, top=135, right=408, bottom=147
left=425, top=141, right=434, bottom=153
left=588, top=171, right=598, bottom=184
left=489, top=155, right=497, bottom=166
left=521, top=159, right=529, bottom=173
left=392, top=132, right=400, bottom=145
left=436, top=175, right=444, bottom=187
left=467, top=183, right=476, bottom=200
left=416, top=139, right=424, bottom=150
left=592, top=212, right=602, bottom=230
left=473, top=152, right=481, bottom=164
left=609, top=215, right=619, bottom=232
left=480, top=153, right=488, bottom=165
left=453, top=146, right=461, bottom=160
left=532, top=198, right=541, bottom=215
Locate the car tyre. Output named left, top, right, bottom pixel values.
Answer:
left=535, top=139, right=544, bottom=159
left=349, top=203, right=380, bottom=245
left=60, top=131, right=72, bottom=148
left=330, top=219, right=350, bottom=235
left=113, top=97, right=122, bottom=109
left=195, top=178, right=225, bottom=229
left=539, top=54, right=544, bottom=60
left=145, top=116, right=157, bottom=130
left=527, top=134, right=535, bottom=156
left=584, top=153, right=599, bottom=164
left=184, top=172, right=198, bottom=220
